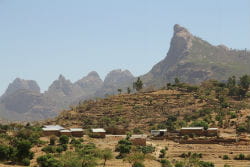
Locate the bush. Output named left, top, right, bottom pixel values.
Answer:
left=237, top=125, right=247, bottom=133
left=132, top=162, right=145, bottom=167
left=175, top=161, right=185, bottom=167
left=160, top=159, right=172, bottom=167
left=13, top=139, right=33, bottom=161
left=61, top=144, right=68, bottom=151
left=50, top=135, right=57, bottom=145
left=59, top=135, right=69, bottom=144
left=56, top=146, right=64, bottom=153
left=190, top=120, right=209, bottom=130
left=224, top=164, right=231, bottom=167
left=0, top=145, right=11, bottom=161
left=138, top=145, right=155, bottom=154
left=22, top=158, right=30, bottom=166
left=37, top=154, right=63, bottom=167
left=159, top=149, right=166, bottom=158
left=223, top=155, right=230, bottom=160
left=199, top=161, right=214, bottom=167
left=42, top=145, right=56, bottom=153
left=234, top=153, right=245, bottom=160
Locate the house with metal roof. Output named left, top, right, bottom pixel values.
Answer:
left=151, top=129, right=167, bottom=137
left=91, top=128, right=106, bottom=138
left=70, top=128, right=84, bottom=137
left=42, top=125, right=65, bottom=136
left=180, top=127, right=204, bottom=136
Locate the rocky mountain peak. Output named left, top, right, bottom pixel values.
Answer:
left=174, top=24, right=188, bottom=33
left=75, top=71, right=103, bottom=90
left=47, top=75, right=74, bottom=96
left=3, top=78, right=40, bottom=96
left=87, top=71, right=100, bottom=78
left=103, top=69, right=134, bottom=87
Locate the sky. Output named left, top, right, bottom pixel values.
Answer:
left=0, top=0, right=250, bottom=95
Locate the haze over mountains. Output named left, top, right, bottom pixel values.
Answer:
left=1, top=24, right=249, bottom=121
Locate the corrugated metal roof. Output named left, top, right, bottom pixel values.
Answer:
left=60, top=130, right=71, bottom=133
left=181, top=127, right=204, bottom=130
left=207, top=128, right=218, bottom=130
left=70, top=128, right=83, bottom=132
left=131, top=134, right=147, bottom=139
left=43, top=125, right=65, bottom=130
left=92, top=128, right=106, bottom=133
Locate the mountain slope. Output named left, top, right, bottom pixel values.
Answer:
left=143, top=24, right=250, bottom=87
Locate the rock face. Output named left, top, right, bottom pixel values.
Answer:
left=3, top=78, right=40, bottom=97
left=143, top=24, right=250, bottom=86
left=0, top=78, right=55, bottom=121
left=95, top=69, right=134, bottom=97
left=75, top=71, right=103, bottom=97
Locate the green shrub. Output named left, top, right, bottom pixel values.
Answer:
left=0, top=145, right=11, bottom=161
left=50, top=135, right=57, bottom=145
left=234, top=153, right=245, bottom=160
left=175, top=161, right=185, bottom=167
left=132, top=162, right=145, bottom=167
left=42, top=145, right=56, bottom=153
left=59, top=135, right=69, bottom=144
left=22, top=158, right=30, bottom=166
left=37, top=154, right=63, bottom=167
left=199, top=161, right=214, bottom=167
left=56, top=146, right=64, bottom=153
left=160, top=159, right=172, bottom=167
left=137, top=145, right=155, bottom=154
left=224, top=164, right=231, bottom=167
left=223, top=155, right=230, bottom=160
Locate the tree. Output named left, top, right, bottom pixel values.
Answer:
left=127, top=87, right=131, bottom=94
left=60, top=151, right=83, bottom=167
left=174, top=78, right=180, bottom=85
left=191, top=120, right=209, bottom=130
left=59, top=135, right=69, bottom=144
left=50, top=135, right=57, bottom=145
left=0, top=145, right=11, bottom=161
left=125, top=152, right=145, bottom=167
left=117, top=89, right=122, bottom=94
left=133, top=77, right=143, bottom=91
left=238, top=75, right=250, bottom=97
left=81, top=154, right=98, bottom=167
left=37, top=154, right=63, bottom=167
left=99, top=148, right=113, bottom=167
left=159, top=149, right=166, bottom=158
left=13, top=139, right=33, bottom=161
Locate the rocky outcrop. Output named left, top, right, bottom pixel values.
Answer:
left=143, top=24, right=250, bottom=86
left=95, top=69, right=134, bottom=97
left=75, top=71, right=103, bottom=96
left=2, top=78, right=40, bottom=97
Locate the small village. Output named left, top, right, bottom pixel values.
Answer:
left=42, top=124, right=249, bottom=146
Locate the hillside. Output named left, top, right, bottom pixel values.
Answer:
left=49, top=79, right=250, bottom=134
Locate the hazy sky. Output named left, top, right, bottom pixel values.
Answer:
left=0, top=0, right=250, bottom=95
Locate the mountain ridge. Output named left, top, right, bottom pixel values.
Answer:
left=1, top=24, right=249, bottom=121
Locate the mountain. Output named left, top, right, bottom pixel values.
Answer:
left=143, top=24, right=250, bottom=87
left=95, top=69, right=135, bottom=97
left=0, top=70, right=133, bottom=121
left=0, top=79, right=56, bottom=121
left=75, top=71, right=103, bottom=97
left=2, top=78, right=40, bottom=98
left=1, top=24, right=250, bottom=121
